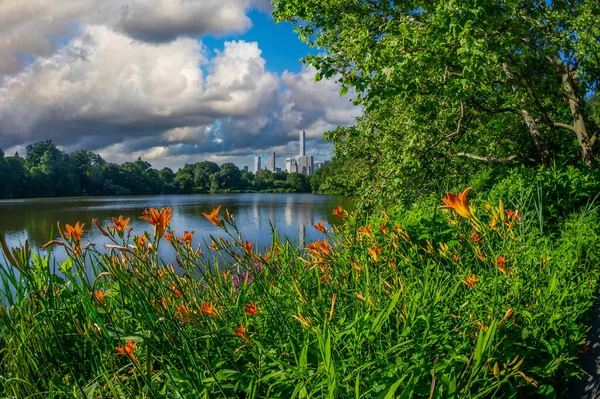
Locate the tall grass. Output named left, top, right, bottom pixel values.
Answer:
left=0, top=190, right=599, bottom=398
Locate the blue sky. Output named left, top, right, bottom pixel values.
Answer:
left=0, top=1, right=360, bottom=170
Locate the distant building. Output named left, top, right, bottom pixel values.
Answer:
left=275, top=167, right=282, bottom=173
left=254, top=156, right=261, bottom=173
left=298, top=155, right=314, bottom=176
left=315, top=162, right=323, bottom=171
left=290, top=159, right=299, bottom=173
left=299, top=131, right=306, bottom=156
left=244, top=165, right=249, bottom=172
left=285, top=158, right=293, bottom=173
left=270, top=152, right=276, bottom=172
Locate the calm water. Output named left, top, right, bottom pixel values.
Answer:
left=0, top=193, right=354, bottom=266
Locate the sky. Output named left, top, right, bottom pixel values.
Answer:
left=0, top=0, right=361, bottom=171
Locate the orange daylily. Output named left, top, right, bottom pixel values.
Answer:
left=439, top=187, right=473, bottom=219
left=94, top=290, right=106, bottom=305
left=115, top=340, right=137, bottom=361
left=203, top=205, right=222, bottom=226
left=176, top=304, right=191, bottom=322
left=179, top=231, right=194, bottom=247
left=108, top=216, right=132, bottom=233
left=135, top=235, right=148, bottom=248
left=244, top=301, right=258, bottom=316
left=64, top=222, right=85, bottom=241
left=367, top=246, right=382, bottom=262
left=244, top=240, right=255, bottom=255
left=357, top=224, right=375, bottom=239
left=233, top=324, right=248, bottom=340
left=379, top=224, right=388, bottom=235
left=209, top=242, right=218, bottom=251
left=332, top=205, right=346, bottom=219
left=497, top=255, right=507, bottom=274
left=313, top=221, right=326, bottom=233
left=140, top=207, right=172, bottom=239
left=199, top=301, right=218, bottom=318
left=307, top=239, right=332, bottom=256
left=462, top=274, right=480, bottom=288
left=164, top=232, right=175, bottom=242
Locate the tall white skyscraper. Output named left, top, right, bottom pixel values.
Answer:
left=270, top=152, right=276, bottom=172
left=299, top=131, right=306, bottom=156
left=285, top=158, right=293, bottom=173
left=254, top=156, right=261, bottom=173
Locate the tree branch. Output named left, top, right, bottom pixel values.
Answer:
left=453, top=152, right=537, bottom=163
left=554, top=122, right=578, bottom=134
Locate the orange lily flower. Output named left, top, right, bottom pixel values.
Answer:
left=209, top=242, right=218, bottom=251
left=357, top=224, right=375, bottom=239
left=379, top=224, right=388, bottom=235
left=199, top=301, right=218, bottom=318
left=462, top=274, right=479, bottom=288
left=135, top=235, right=148, bottom=248
left=497, top=255, right=507, bottom=274
left=313, top=221, right=326, bottom=233
left=307, top=239, right=332, bottom=256
left=94, top=290, right=106, bottom=305
left=64, top=222, right=85, bottom=241
left=367, top=246, right=382, bottom=262
left=179, top=231, right=194, bottom=247
left=332, top=205, right=346, bottom=219
left=244, top=302, right=258, bottom=316
left=439, top=187, right=473, bottom=219
left=140, top=207, right=172, bottom=239
left=115, top=340, right=137, bottom=361
left=176, top=304, right=191, bottom=322
left=233, top=324, right=248, bottom=340
left=164, top=232, right=175, bottom=242
left=203, top=205, right=222, bottom=226
left=108, top=216, right=132, bottom=233
left=244, top=240, right=255, bottom=255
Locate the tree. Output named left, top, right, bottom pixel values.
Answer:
left=286, top=173, right=311, bottom=193
left=273, top=0, right=600, bottom=176
left=192, top=161, right=220, bottom=192
left=211, top=163, right=241, bottom=192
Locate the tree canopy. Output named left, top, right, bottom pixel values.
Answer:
left=274, top=0, right=600, bottom=201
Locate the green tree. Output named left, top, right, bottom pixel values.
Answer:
left=286, top=172, right=310, bottom=193
left=193, top=161, right=220, bottom=192
left=273, top=0, right=600, bottom=199
left=211, top=163, right=242, bottom=192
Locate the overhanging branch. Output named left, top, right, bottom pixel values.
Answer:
left=453, top=152, right=537, bottom=163
left=555, top=122, right=578, bottom=134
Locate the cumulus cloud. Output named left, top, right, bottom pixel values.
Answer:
left=0, top=3, right=361, bottom=170
left=0, top=0, right=257, bottom=76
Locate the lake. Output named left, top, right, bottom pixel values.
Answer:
left=0, top=193, right=354, bottom=266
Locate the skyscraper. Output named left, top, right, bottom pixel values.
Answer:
left=270, top=152, right=276, bottom=172
left=254, top=156, right=261, bottom=173
left=299, top=130, right=306, bottom=156
left=298, top=155, right=314, bottom=176
left=285, top=157, right=293, bottom=173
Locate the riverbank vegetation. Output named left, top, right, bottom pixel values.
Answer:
left=0, top=140, right=319, bottom=199
left=1, top=182, right=599, bottom=397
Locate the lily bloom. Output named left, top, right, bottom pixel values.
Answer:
left=497, top=256, right=507, bottom=274
left=115, top=340, right=137, bottom=361
left=94, top=290, right=106, bottom=305
left=140, top=207, right=172, bottom=239
left=176, top=304, right=191, bottom=322
left=203, top=205, right=222, bottom=226
left=332, top=205, right=346, bottom=219
left=64, top=222, right=85, bottom=241
left=357, top=224, right=375, bottom=240
left=462, top=274, right=479, bottom=288
left=307, top=239, right=332, bottom=256
left=244, top=240, right=255, bottom=255
left=367, top=246, right=382, bottom=262
left=209, top=242, right=218, bottom=251
left=313, top=221, right=326, bottom=233
left=439, top=187, right=473, bottom=219
left=233, top=324, right=248, bottom=340
left=199, top=301, right=218, bottom=318
left=244, top=301, right=258, bottom=316
left=164, top=232, right=175, bottom=242
left=135, top=235, right=148, bottom=248
left=108, top=216, right=132, bottom=233
left=179, top=231, right=194, bottom=247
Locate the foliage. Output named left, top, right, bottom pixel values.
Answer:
left=0, top=141, right=320, bottom=199
left=1, top=188, right=598, bottom=398
left=273, top=0, right=600, bottom=203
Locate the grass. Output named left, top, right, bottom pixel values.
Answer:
left=0, top=189, right=599, bottom=398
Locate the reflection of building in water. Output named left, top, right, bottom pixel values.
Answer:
left=284, top=196, right=293, bottom=226
left=252, top=198, right=260, bottom=229
left=269, top=201, right=276, bottom=229
left=299, top=223, right=306, bottom=246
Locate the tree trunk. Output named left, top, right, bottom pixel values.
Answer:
left=552, top=56, right=595, bottom=167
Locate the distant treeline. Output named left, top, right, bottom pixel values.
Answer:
left=0, top=140, right=353, bottom=199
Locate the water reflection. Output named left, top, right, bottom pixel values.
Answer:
left=0, top=194, right=354, bottom=265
